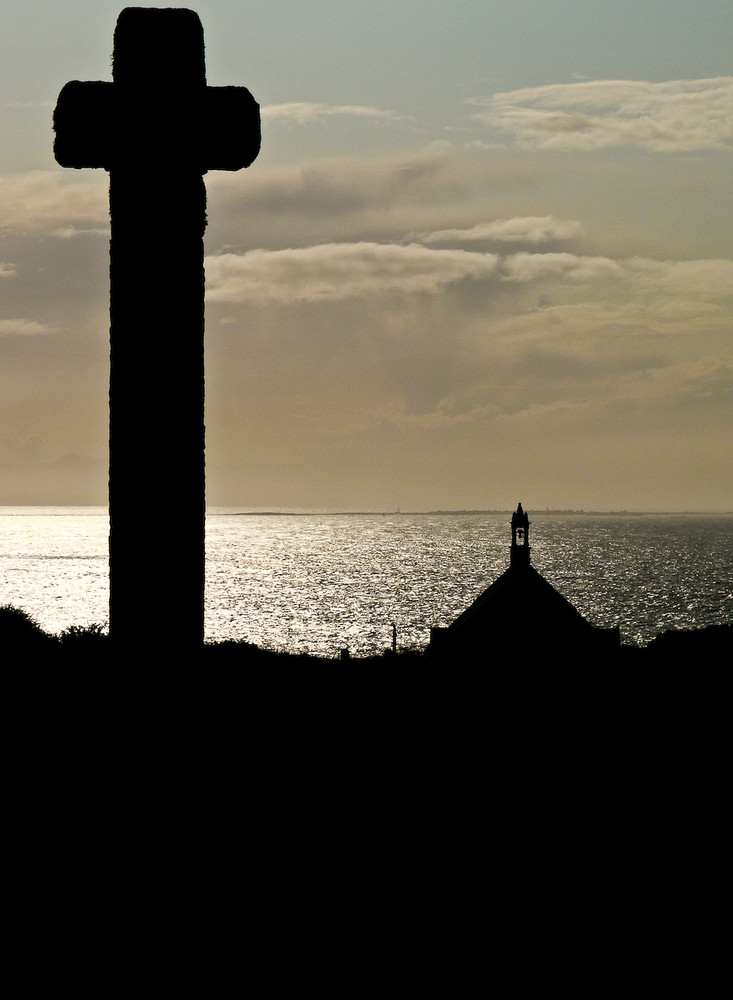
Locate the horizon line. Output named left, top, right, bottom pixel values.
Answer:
left=2, top=504, right=732, bottom=517
left=220, top=508, right=733, bottom=516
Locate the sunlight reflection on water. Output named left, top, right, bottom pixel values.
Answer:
left=204, top=511, right=733, bottom=656
left=0, top=507, right=110, bottom=637
left=1, top=508, right=731, bottom=655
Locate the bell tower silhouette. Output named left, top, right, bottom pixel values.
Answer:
left=510, top=503, right=531, bottom=568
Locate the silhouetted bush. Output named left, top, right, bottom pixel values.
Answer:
left=59, top=622, right=108, bottom=646
left=0, top=604, right=56, bottom=652
left=646, top=624, right=732, bottom=660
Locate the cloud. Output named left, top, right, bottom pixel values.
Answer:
left=204, top=231, right=733, bottom=333
left=627, top=257, right=733, bottom=296
left=206, top=242, right=500, bottom=303
left=501, top=252, right=624, bottom=283
left=262, top=102, right=402, bottom=124
left=0, top=318, right=56, bottom=337
left=0, top=101, right=53, bottom=109
left=469, top=77, right=733, bottom=151
left=0, top=263, right=17, bottom=278
left=417, top=216, right=584, bottom=245
left=207, top=146, right=453, bottom=222
left=0, top=171, right=107, bottom=232
left=52, top=227, right=110, bottom=239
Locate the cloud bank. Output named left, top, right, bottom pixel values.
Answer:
left=1, top=67, right=730, bottom=508
left=206, top=242, right=500, bottom=303
left=206, top=239, right=733, bottom=307
left=470, top=77, right=733, bottom=151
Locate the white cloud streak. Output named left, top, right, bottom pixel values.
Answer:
left=52, top=227, right=110, bottom=239
left=418, top=216, right=584, bottom=244
left=262, top=102, right=402, bottom=124
left=206, top=242, right=500, bottom=303
left=470, top=77, right=733, bottom=151
left=0, top=318, right=56, bottom=337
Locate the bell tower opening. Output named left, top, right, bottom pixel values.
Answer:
left=510, top=503, right=531, bottom=568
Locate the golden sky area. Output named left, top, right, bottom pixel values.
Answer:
left=1, top=1, right=732, bottom=510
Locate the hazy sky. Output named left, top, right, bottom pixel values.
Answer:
left=1, top=1, right=731, bottom=510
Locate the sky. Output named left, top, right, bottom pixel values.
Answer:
left=1, top=0, right=731, bottom=511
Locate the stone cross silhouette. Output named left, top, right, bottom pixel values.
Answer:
left=54, top=8, right=260, bottom=651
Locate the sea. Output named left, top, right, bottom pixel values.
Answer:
left=1, top=507, right=732, bottom=657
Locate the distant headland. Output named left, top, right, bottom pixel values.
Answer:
left=224, top=509, right=732, bottom=517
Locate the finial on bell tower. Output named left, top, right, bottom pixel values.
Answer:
left=510, top=503, right=531, bottom=568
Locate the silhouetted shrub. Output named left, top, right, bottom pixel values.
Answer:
left=0, top=604, right=55, bottom=651
left=647, top=624, right=732, bottom=660
left=59, top=622, right=108, bottom=646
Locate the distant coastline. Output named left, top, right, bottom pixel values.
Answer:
left=224, top=509, right=733, bottom=517
left=1, top=505, right=731, bottom=517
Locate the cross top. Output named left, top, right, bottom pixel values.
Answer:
left=54, top=6, right=260, bottom=173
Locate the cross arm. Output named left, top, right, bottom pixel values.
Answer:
left=54, top=80, right=114, bottom=169
left=54, top=80, right=260, bottom=172
left=202, top=86, right=261, bottom=171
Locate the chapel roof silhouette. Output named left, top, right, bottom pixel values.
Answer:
left=429, top=504, right=620, bottom=660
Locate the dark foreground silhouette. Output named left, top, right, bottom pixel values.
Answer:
left=5, top=601, right=725, bottom=996
left=2, top=604, right=729, bottom=669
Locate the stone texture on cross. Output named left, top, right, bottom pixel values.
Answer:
left=53, top=8, right=260, bottom=651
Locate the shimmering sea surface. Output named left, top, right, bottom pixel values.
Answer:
left=1, top=507, right=731, bottom=656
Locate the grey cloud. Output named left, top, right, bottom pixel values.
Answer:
left=627, top=257, right=733, bottom=296
left=207, top=148, right=452, bottom=226
left=204, top=146, right=575, bottom=254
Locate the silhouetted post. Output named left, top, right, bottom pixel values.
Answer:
left=53, top=8, right=260, bottom=652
